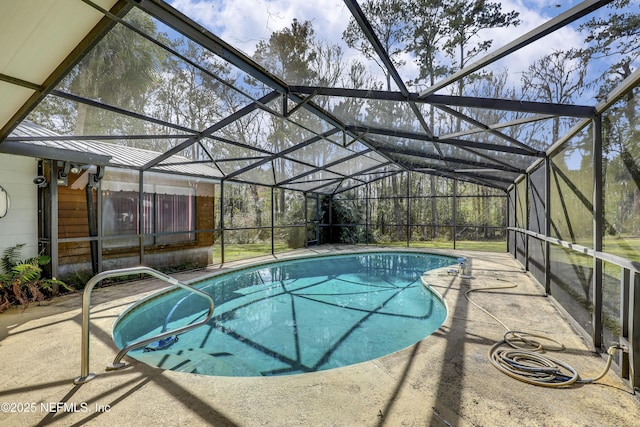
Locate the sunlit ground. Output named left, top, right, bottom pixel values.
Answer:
left=213, top=239, right=508, bottom=264
left=213, top=236, right=639, bottom=265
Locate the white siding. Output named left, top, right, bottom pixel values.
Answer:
left=0, top=153, right=38, bottom=261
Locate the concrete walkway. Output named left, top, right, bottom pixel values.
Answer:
left=1, top=246, right=638, bottom=426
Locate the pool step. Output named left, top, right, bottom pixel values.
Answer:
left=136, top=349, right=262, bottom=376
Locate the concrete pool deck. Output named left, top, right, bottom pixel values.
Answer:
left=1, top=245, right=639, bottom=426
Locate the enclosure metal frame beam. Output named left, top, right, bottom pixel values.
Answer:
left=388, top=149, right=519, bottom=186
left=440, top=114, right=556, bottom=140
left=135, top=0, right=402, bottom=175
left=418, top=0, right=614, bottom=97
left=142, top=91, right=280, bottom=170
left=225, top=128, right=342, bottom=181
left=412, top=168, right=508, bottom=191
left=290, top=86, right=596, bottom=118
left=348, top=125, right=543, bottom=157
left=53, top=89, right=198, bottom=134
left=451, top=170, right=514, bottom=185
left=277, top=149, right=377, bottom=186
left=330, top=169, right=405, bottom=196
left=434, top=105, right=537, bottom=153
left=376, top=145, right=524, bottom=174
left=342, top=0, right=434, bottom=140
left=135, top=0, right=288, bottom=94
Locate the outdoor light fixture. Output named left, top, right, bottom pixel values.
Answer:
left=0, top=185, right=9, bottom=218
left=33, top=176, right=48, bottom=188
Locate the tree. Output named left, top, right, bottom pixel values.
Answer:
left=254, top=19, right=318, bottom=86
left=408, top=0, right=449, bottom=89
left=342, top=0, right=410, bottom=91
left=152, top=39, right=243, bottom=157
left=29, top=10, right=161, bottom=137
left=441, top=0, right=520, bottom=96
left=577, top=0, right=640, bottom=230
left=521, top=50, right=587, bottom=142
left=68, top=10, right=162, bottom=136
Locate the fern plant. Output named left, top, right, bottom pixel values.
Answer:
left=0, top=244, right=71, bottom=312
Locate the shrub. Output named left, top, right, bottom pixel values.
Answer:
left=0, top=244, right=72, bottom=312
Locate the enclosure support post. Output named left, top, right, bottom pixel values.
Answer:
left=220, top=180, right=225, bottom=264
left=629, top=272, right=640, bottom=391
left=620, top=268, right=630, bottom=381
left=328, top=196, right=333, bottom=243
left=544, top=156, right=551, bottom=294
left=513, top=180, right=518, bottom=260
left=592, top=114, right=603, bottom=349
left=138, top=170, right=145, bottom=265
left=49, top=160, right=59, bottom=278
left=525, top=172, right=530, bottom=271
left=505, top=186, right=515, bottom=258
left=366, top=183, right=370, bottom=245
left=86, top=184, right=98, bottom=275
left=271, top=187, right=274, bottom=255
left=453, top=178, right=457, bottom=250
left=304, top=192, right=308, bottom=248
left=96, top=179, right=103, bottom=273
left=406, top=171, right=410, bottom=247
left=315, top=193, right=320, bottom=244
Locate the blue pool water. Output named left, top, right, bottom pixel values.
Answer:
left=113, top=252, right=454, bottom=376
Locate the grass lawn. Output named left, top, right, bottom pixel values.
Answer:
left=553, top=235, right=640, bottom=268
left=212, top=236, right=638, bottom=265
left=213, top=242, right=291, bottom=263
left=603, top=236, right=640, bottom=263
left=377, top=240, right=506, bottom=252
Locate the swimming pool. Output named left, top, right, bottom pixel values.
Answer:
left=113, top=252, right=455, bottom=377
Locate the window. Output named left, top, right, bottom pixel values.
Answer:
left=154, top=192, right=195, bottom=244
left=102, top=170, right=196, bottom=248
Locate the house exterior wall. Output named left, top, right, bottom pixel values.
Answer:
left=0, top=153, right=38, bottom=261
left=56, top=168, right=216, bottom=277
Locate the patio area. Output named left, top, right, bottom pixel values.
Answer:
left=1, top=246, right=638, bottom=426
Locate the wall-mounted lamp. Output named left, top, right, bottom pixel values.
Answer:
left=57, top=161, right=96, bottom=186
left=0, top=185, right=10, bottom=218
left=33, top=176, right=48, bottom=188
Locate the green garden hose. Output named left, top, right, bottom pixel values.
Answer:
left=465, top=277, right=620, bottom=388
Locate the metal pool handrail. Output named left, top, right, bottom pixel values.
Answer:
left=73, top=266, right=214, bottom=385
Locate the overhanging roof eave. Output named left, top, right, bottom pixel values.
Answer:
left=0, top=1, right=133, bottom=141
left=0, top=140, right=112, bottom=165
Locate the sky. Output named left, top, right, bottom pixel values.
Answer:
left=166, top=0, right=628, bottom=102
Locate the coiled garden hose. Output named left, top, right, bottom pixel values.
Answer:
left=465, top=277, right=621, bottom=388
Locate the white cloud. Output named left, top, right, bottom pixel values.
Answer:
left=168, top=0, right=595, bottom=94
left=170, top=0, right=351, bottom=56
left=444, top=0, right=588, bottom=93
